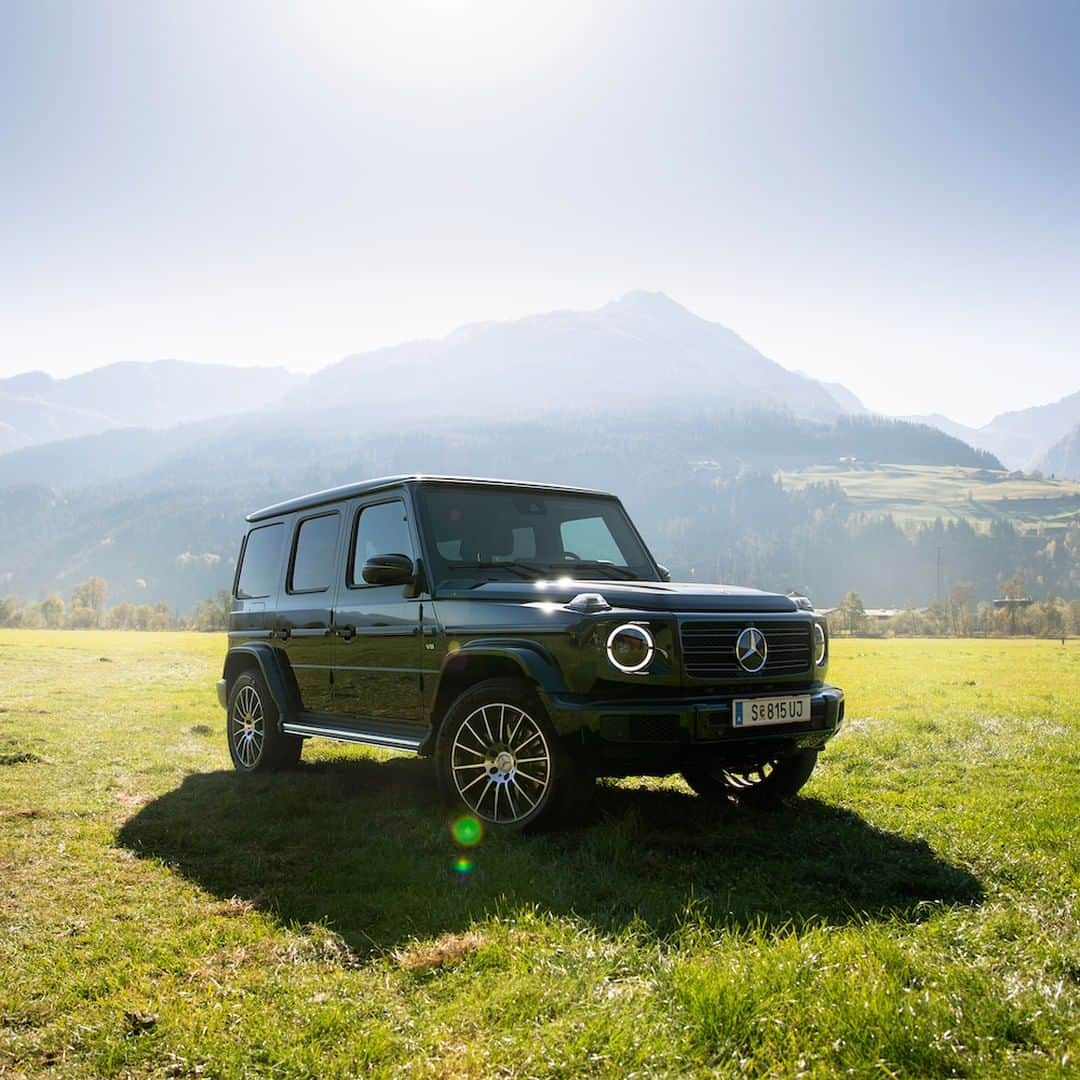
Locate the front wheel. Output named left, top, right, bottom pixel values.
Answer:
left=436, top=678, right=586, bottom=830
left=226, top=669, right=302, bottom=772
left=682, top=749, right=818, bottom=809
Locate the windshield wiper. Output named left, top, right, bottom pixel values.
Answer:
left=449, top=560, right=551, bottom=580
left=448, top=559, right=640, bottom=582
left=559, top=560, right=638, bottom=580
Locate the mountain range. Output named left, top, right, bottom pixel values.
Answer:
left=904, top=390, right=1080, bottom=476
left=289, top=290, right=847, bottom=424
left=0, top=360, right=304, bottom=454
left=0, top=291, right=1076, bottom=611
left=1, top=292, right=849, bottom=456
left=2, top=292, right=1075, bottom=475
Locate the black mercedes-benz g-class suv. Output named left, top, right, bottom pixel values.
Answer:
left=217, top=475, right=844, bottom=828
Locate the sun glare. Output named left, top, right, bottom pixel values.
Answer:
left=287, top=0, right=576, bottom=86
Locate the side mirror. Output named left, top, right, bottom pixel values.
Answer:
left=362, top=553, right=415, bottom=586
left=657, top=564, right=672, bottom=583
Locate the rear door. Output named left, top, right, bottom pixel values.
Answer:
left=273, top=510, right=343, bottom=714
left=332, top=495, right=424, bottom=725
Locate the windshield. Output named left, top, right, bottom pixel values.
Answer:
left=414, top=484, right=660, bottom=586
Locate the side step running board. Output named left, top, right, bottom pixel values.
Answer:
left=282, top=721, right=423, bottom=753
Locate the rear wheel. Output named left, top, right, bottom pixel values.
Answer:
left=436, top=678, right=589, bottom=830
left=682, top=749, right=817, bottom=808
left=226, top=669, right=302, bottom=772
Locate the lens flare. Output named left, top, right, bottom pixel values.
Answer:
left=454, top=855, right=474, bottom=875
left=451, top=814, right=483, bottom=848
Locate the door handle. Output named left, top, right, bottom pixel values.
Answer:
left=336, top=625, right=355, bottom=641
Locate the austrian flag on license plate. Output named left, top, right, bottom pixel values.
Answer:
left=733, top=694, right=812, bottom=727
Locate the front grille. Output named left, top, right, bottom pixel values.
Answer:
left=680, top=620, right=812, bottom=679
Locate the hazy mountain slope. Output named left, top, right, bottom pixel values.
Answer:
left=819, top=381, right=867, bottom=414
left=978, top=390, right=1080, bottom=469
left=0, top=360, right=305, bottom=451
left=1037, top=423, right=1080, bottom=480
left=291, top=291, right=847, bottom=425
left=4, top=294, right=1073, bottom=472
left=0, top=394, right=116, bottom=452
left=0, top=404, right=1002, bottom=497
left=902, top=413, right=983, bottom=446
left=0, top=421, right=229, bottom=489
left=0, top=292, right=858, bottom=457
left=906, top=391, right=1080, bottom=469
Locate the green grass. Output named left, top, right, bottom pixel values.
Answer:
left=1, top=631, right=1077, bottom=1077
left=779, top=462, right=1080, bottom=532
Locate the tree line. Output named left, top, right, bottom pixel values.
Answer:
left=829, top=587, right=1080, bottom=638
left=2, top=574, right=1076, bottom=639
left=0, top=579, right=232, bottom=632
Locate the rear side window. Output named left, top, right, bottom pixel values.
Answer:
left=289, top=513, right=340, bottom=593
left=236, top=523, right=284, bottom=599
left=351, top=501, right=414, bottom=585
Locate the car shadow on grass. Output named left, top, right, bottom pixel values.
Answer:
left=118, top=756, right=983, bottom=954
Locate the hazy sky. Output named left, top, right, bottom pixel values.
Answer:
left=3, top=1, right=1078, bottom=426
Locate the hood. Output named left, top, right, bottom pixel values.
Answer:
left=438, top=579, right=798, bottom=613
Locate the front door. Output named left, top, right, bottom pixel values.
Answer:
left=273, top=510, right=342, bottom=714
left=332, top=496, right=424, bottom=724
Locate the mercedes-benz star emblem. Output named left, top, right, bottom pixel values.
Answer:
left=735, top=627, right=768, bottom=673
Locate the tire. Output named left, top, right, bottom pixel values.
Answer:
left=435, top=678, right=588, bottom=830
left=226, top=669, right=302, bottom=772
left=682, top=749, right=818, bottom=809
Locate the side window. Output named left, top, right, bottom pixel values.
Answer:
left=352, top=501, right=414, bottom=584
left=560, top=516, right=624, bottom=564
left=289, top=513, right=340, bottom=593
left=236, top=523, right=284, bottom=599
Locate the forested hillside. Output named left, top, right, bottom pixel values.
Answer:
left=3, top=406, right=1073, bottom=614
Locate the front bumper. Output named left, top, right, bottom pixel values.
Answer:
left=541, top=684, right=844, bottom=770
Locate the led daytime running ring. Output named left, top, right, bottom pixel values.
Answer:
left=605, top=623, right=655, bottom=674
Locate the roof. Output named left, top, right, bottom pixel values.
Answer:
left=245, top=474, right=615, bottom=522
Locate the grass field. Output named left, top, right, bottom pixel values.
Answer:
left=1, top=631, right=1077, bottom=1078
left=779, top=463, right=1080, bottom=532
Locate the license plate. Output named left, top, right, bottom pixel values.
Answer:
left=733, top=695, right=811, bottom=727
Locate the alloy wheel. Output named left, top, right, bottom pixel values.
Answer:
left=450, top=702, right=551, bottom=825
left=230, top=684, right=265, bottom=768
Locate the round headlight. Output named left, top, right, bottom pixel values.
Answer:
left=606, top=623, right=655, bottom=674
left=814, top=623, right=827, bottom=665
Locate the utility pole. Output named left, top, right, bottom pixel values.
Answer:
left=936, top=545, right=944, bottom=607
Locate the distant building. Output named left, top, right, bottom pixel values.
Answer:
left=818, top=607, right=926, bottom=620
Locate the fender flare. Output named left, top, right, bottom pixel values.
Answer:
left=222, top=642, right=298, bottom=720
left=441, top=638, right=567, bottom=695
